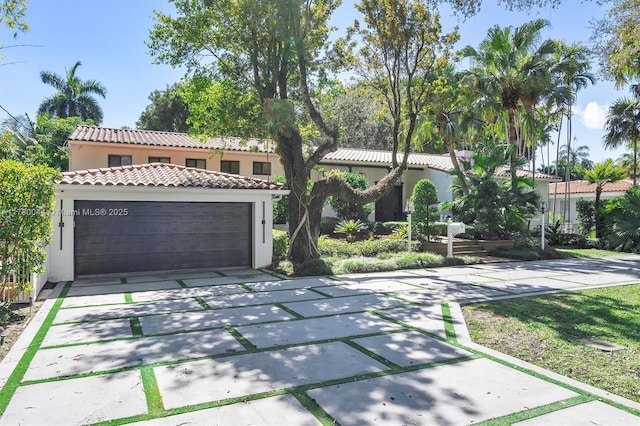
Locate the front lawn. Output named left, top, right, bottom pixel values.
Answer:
left=462, top=284, right=640, bottom=403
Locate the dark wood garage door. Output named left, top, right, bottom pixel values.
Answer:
left=74, top=201, right=252, bottom=276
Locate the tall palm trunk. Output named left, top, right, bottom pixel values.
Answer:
left=507, top=106, right=519, bottom=190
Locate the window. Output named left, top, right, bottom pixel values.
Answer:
left=108, top=155, right=132, bottom=167
left=221, top=160, right=240, bottom=174
left=149, top=156, right=171, bottom=164
left=186, top=158, right=206, bottom=169
left=253, top=161, right=271, bottom=176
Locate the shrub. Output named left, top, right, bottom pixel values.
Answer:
left=395, top=252, right=444, bottom=269
left=557, top=233, right=587, bottom=248
left=300, top=258, right=334, bottom=276
left=576, top=199, right=595, bottom=235
left=318, top=236, right=354, bottom=257
left=411, top=179, right=438, bottom=240
left=272, top=229, right=288, bottom=260
left=334, top=219, right=368, bottom=242
left=357, top=239, right=413, bottom=256
left=328, top=172, right=373, bottom=222
left=432, top=222, right=448, bottom=237
left=490, top=248, right=541, bottom=261
left=337, top=257, right=397, bottom=274
left=272, top=175, right=288, bottom=224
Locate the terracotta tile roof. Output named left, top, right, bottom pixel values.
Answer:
left=322, top=148, right=560, bottom=180
left=69, top=126, right=275, bottom=153
left=59, top=163, right=286, bottom=190
left=548, top=179, right=633, bottom=195
left=322, top=148, right=454, bottom=172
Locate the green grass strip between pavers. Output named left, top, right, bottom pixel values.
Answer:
left=140, top=366, right=164, bottom=416
left=0, top=281, right=72, bottom=417
left=124, top=292, right=133, bottom=304
left=224, top=325, right=257, bottom=351
left=175, top=279, right=188, bottom=288
left=291, top=391, right=340, bottom=425
left=441, top=302, right=457, bottom=342
left=129, top=317, right=143, bottom=338
left=473, top=395, right=594, bottom=425
left=273, top=303, right=305, bottom=319
left=120, top=278, right=127, bottom=284
left=194, top=296, right=212, bottom=310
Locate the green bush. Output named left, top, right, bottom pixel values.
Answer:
left=300, top=258, right=334, bottom=276
left=337, top=257, right=397, bottom=273
left=411, top=179, right=438, bottom=240
left=557, top=233, right=587, bottom=248
left=432, top=222, right=448, bottom=237
left=272, top=176, right=288, bottom=224
left=394, top=252, right=444, bottom=269
left=272, top=229, right=288, bottom=260
left=318, top=236, right=413, bottom=258
left=328, top=172, right=373, bottom=222
left=490, top=248, right=541, bottom=261
left=334, top=219, right=368, bottom=242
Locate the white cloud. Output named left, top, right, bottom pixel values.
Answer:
left=576, top=101, right=609, bottom=130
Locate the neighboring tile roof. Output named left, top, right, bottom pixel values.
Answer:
left=69, top=126, right=275, bottom=153
left=59, top=163, right=286, bottom=190
left=549, top=179, right=633, bottom=195
left=323, top=148, right=560, bottom=180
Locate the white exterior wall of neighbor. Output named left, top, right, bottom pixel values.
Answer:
left=48, top=185, right=286, bottom=282
left=547, top=191, right=627, bottom=227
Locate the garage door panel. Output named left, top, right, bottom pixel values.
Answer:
left=74, top=201, right=252, bottom=276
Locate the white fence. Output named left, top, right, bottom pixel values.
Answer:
left=1, top=246, right=49, bottom=304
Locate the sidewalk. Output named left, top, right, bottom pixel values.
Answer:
left=0, top=257, right=639, bottom=425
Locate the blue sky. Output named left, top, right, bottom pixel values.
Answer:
left=0, top=0, right=629, bottom=165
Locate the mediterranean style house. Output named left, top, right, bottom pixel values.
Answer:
left=67, top=125, right=559, bottom=224
left=548, top=179, right=634, bottom=231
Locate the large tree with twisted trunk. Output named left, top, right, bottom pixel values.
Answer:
left=148, top=0, right=456, bottom=270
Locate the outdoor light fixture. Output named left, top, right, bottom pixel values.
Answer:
left=404, top=200, right=415, bottom=252
left=540, top=201, right=546, bottom=251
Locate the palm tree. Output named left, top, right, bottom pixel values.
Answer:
left=461, top=19, right=557, bottom=188
left=583, top=159, right=626, bottom=238
left=603, top=96, right=640, bottom=186
left=38, top=61, right=107, bottom=124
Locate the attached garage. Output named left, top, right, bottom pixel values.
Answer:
left=48, top=163, right=288, bottom=281
left=74, top=201, right=252, bottom=275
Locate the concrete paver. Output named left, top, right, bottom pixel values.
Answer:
left=153, top=342, right=386, bottom=409
left=42, top=318, right=133, bottom=346
left=138, top=305, right=296, bottom=335
left=1, top=258, right=639, bottom=425
left=234, top=313, right=402, bottom=348
left=0, top=370, right=147, bottom=426
left=307, top=358, right=579, bottom=425
left=23, top=328, right=242, bottom=381
left=351, top=331, right=471, bottom=366
left=128, top=394, right=322, bottom=426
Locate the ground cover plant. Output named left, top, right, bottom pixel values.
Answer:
left=462, top=284, right=640, bottom=403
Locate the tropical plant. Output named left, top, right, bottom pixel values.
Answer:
left=334, top=219, right=368, bottom=243
left=272, top=176, right=289, bottom=225
left=411, top=179, right=438, bottom=241
left=583, top=159, right=627, bottom=238
left=328, top=172, right=373, bottom=222
left=606, top=186, right=640, bottom=252
left=0, top=160, right=58, bottom=310
left=603, top=95, right=640, bottom=186
left=461, top=19, right=557, bottom=186
left=575, top=198, right=596, bottom=236
left=444, top=144, right=539, bottom=240
left=37, top=61, right=106, bottom=124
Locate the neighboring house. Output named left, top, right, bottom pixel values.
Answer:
left=318, top=149, right=559, bottom=223
left=548, top=179, right=634, bottom=231
left=47, top=163, right=288, bottom=281
left=68, top=126, right=282, bottom=180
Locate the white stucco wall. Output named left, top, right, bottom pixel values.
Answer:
left=48, top=185, right=288, bottom=281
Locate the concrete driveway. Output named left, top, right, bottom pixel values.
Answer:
left=1, top=257, right=639, bottom=425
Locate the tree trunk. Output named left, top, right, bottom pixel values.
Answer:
left=507, top=107, right=519, bottom=190
left=594, top=188, right=602, bottom=239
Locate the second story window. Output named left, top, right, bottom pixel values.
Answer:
left=149, top=156, right=171, bottom=163
left=253, top=161, right=271, bottom=175
left=221, top=160, right=240, bottom=174
left=108, top=155, right=132, bottom=167
left=186, top=158, right=206, bottom=169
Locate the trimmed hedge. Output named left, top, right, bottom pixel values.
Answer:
left=318, top=236, right=415, bottom=257
left=272, top=229, right=288, bottom=260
